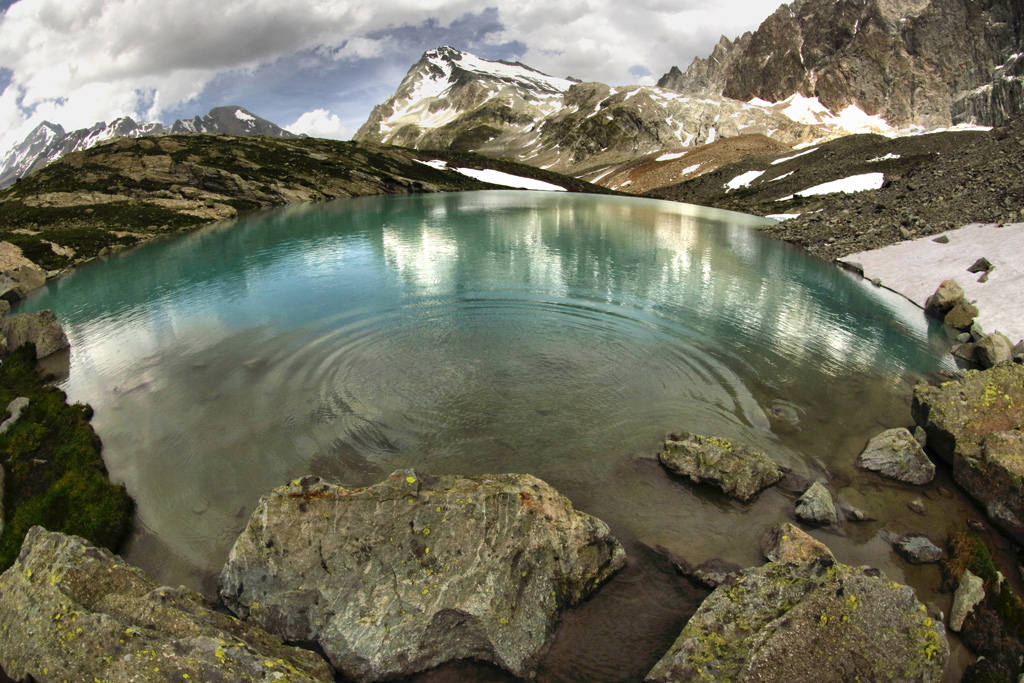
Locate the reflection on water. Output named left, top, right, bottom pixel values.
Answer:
left=18, top=191, right=969, bottom=681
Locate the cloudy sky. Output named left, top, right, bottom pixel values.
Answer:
left=0, top=0, right=787, bottom=154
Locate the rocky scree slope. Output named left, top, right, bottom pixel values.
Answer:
left=658, top=0, right=1024, bottom=129
left=649, top=113, right=1024, bottom=261
left=0, top=134, right=612, bottom=286
left=0, top=105, right=299, bottom=190
left=354, top=47, right=883, bottom=179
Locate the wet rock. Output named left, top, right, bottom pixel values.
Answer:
left=1, top=310, right=69, bottom=359
left=894, top=534, right=943, bottom=564
left=924, top=279, right=964, bottom=318
left=669, top=555, right=744, bottom=589
left=949, top=570, right=985, bottom=632
left=944, top=300, right=979, bottom=331
left=913, top=364, right=1024, bottom=543
left=760, top=523, right=834, bottom=563
left=907, top=498, right=928, bottom=515
left=658, top=432, right=782, bottom=502
left=795, top=482, right=838, bottom=526
left=967, top=257, right=993, bottom=273
left=976, top=331, right=1015, bottom=368
left=645, top=555, right=948, bottom=682
left=856, top=427, right=935, bottom=485
left=0, top=527, right=333, bottom=683
left=0, top=397, right=29, bottom=435
left=219, top=470, right=626, bottom=682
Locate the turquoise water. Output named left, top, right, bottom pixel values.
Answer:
left=19, top=190, right=961, bottom=680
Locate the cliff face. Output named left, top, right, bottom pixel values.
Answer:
left=658, top=0, right=1024, bottom=128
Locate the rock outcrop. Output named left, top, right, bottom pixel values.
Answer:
left=0, top=527, right=334, bottom=683
left=0, top=242, right=47, bottom=303
left=220, top=470, right=626, bottom=682
left=658, top=432, right=783, bottom=503
left=1, top=309, right=69, bottom=359
left=856, top=427, right=935, bottom=484
left=912, top=364, right=1024, bottom=543
left=646, top=547, right=948, bottom=681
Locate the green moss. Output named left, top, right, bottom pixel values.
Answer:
left=0, top=346, right=133, bottom=570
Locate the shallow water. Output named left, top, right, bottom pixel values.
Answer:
left=20, top=191, right=980, bottom=680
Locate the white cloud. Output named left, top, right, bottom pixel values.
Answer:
left=0, top=0, right=788, bottom=155
left=286, top=108, right=349, bottom=140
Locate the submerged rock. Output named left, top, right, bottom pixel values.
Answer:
left=219, top=470, right=626, bottom=682
left=795, top=481, right=838, bottom=526
left=0, top=527, right=333, bottom=683
left=658, top=432, right=782, bottom=503
left=1, top=310, right=69, bottom=359
left=856, top=427, right=935, bottom=485
left=668, top=554, right=744, bottom=589
left=912, top=364, right=1024, bottom=543
left=645, top=553, right=948, bottom=682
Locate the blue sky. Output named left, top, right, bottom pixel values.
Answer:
left=0, top=0, right=787, bottom=152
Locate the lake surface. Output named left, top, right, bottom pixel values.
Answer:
left=20, top=190, right=970, bottom=680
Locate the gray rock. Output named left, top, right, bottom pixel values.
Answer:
left=856, top=427, right=935, bottom=485
left=0, top=263, right=47, bottom=303
left=670, top=555, right=744, bottom=589
left=220, top=470, right=626, bottom=682
left=0, top=397, right=29, bottom=435
left=932, top=235, right=951, bottom=244
left=760, top=523, right=834, bottom=564
left=1, top=310, right=69, bottom=359
left=907, top=498, right=928, bottom=515
left=894, top=534, right=943, bottom=564
left=0, top=527, right=333, bottom=683
left=976, top=331, right=1015, bottom=368
left=914, top=426, right=928, bottom=448
left=944, top=300, right=979, bottom=331
left=645, top=556, right=948, bottom=682
left=951, top=342, right=977, bottom=362
left=967, top=257, right=993, bottom=273
left=1015, top=340, right=1024, bottom=363
left=924, top=279, right=964, bottom=318
left=913, top=365, right=1024, bottom=543
left=795, top=482, right=838, bottom=526
left=957, top=332, right=973, bottom=343
left=970, top=321, right=986, bottom=342
left=949, top=570, right=985, bottom=632
left=658, top=432, right=782, bottom=502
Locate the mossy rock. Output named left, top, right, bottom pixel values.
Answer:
left=659, top=431, right=783, bottom=503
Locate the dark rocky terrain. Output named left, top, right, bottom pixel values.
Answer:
left=658, top=0, right=1024, bottom=128
left=649, top=113, right=1024, bottom=261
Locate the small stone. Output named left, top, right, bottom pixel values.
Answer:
left=932, top=234, right=950, bottom=244
left=967, top=257, right=993, bottom=273
left=957, top=332, right=972, bottom=343
left=907, top=498, right=927, bottom=515
left=894, top=534, right=942, bottom=563
left=951, top=342, right=977, bottom=362
left=967, top=519, right=985, bottom=532
left=914, top=426, right=927, bottom=448
left=795, top=482, right=838, bottom=526
left=970, top=321, right=986, bottom=342
left=944, top=300, right=979, bottom=331
left=949, top=570, right=985, bottom=632
left=857, top=427, right=935, bottom=484
left=978, top=271, right=990, bottom=283
left=976, top=331, right=1015, bottom=368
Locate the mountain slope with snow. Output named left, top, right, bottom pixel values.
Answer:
left=355, top=47, right=897, bottom=177
left=0, top=106, right=298, bottom=189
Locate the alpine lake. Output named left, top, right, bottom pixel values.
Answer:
left=19, top=190, right=980, bottom=681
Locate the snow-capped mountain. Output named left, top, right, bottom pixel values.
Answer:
left=354, top=47, right=894, bottom=178
left=0, top=106, right=297, bottom=189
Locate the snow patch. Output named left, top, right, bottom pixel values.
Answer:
left=680, top=163, right=701, bottom=175
left=725, top=169, right=765, bottom=191
left=771, top=147, right=818, bottom=165
left=656, top=151, right=686, bottom=162
left=769, top=170, right=795, bottom=182
left=766, top=213, right=801, bottom=220
left=778, top=172, right=885, bottom=199
left=235, top=110, right=256, bottom=123
left=868, top=153, right=901, bottom=162
left=453, top=167, right=566, bottom=191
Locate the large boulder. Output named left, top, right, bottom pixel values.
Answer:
left=1, top=310, right=69, bottom=359
left=645, top=554, right=948, bottom=682
left=924, top=279, right=964, bottom=319
left=0, top=527, right=333, bottom=683
left=975, top=331, right=1015, bottom=368
left=219, top=470, right=626, bottom=682
left=0, top=242, right=47, bottom=303
left=912, top=365, right=1024, bottom=543
left=658, top=432, right=783, bottom=502
left=856, top=427, right=935, bottom=485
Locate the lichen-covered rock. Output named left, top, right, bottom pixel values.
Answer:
left=0, top=527, right=333, bottom=683
left=658, top=432, right=783, bottom=503
left=856, top=427, right=935, bottom=485
left=645, top=556, right=948, bottom=682
left=1, top=310, right=69, bottom=359
left=976, top=331, right=1015, bottom=368
left=760, top=523, right=834, bottom=564
left=219, top=470, right=626, bottom=682
left=949, top=570, right=985, bottom=632
left=944, top=300, right=979, bottom=331
left=924, top=279, right=964, bottom=318
left=894, top=534, right=943, bottom=564
left=795, top=482, right=838, bottom=526
left=912, top=365, right=1024, bottom=543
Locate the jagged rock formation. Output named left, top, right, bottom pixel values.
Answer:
left=0, top=527, right=334, bottom=683
left=220, top=470, right=626, bottom=681
left=658, top=0, right=1024, bottom=129
left=0, top=106, right=298, bottom=189
left=354, top=47, right=878, bottom=178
